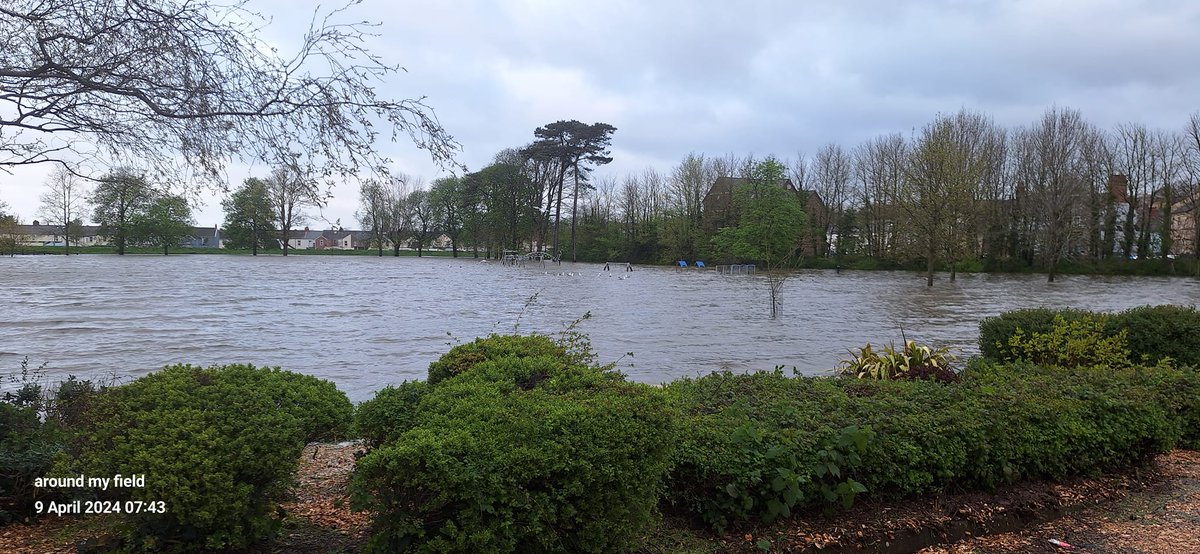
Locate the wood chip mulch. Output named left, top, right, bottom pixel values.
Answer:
left=716, top=450, right=1200, bottom=553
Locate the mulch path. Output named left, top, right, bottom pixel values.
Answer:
left=2, top=447, right=1198, bottom=553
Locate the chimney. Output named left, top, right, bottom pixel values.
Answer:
left=1108, top=174, right=1128, bottom=204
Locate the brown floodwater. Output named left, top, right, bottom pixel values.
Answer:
left=2, top=254, right=1198, bottom=401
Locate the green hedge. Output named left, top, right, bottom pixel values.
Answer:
left=664, top=362, right=1197, bottom=530
left=352, top=348, right=676, bottom=553
left=979, top=305, right=1200, bottom=364
left=57, top=364, right=353, bottom=552
left=427, top=334, right=577, bottom=385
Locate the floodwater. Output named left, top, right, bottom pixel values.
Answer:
left=2, top=254, right=1198, bottom=402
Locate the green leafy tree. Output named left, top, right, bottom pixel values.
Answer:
left=0, top=212, right=24, bottom=256
left=429, top=176, right=466, bottom=257
left=408, top=188, right=438, bottom=257
left=134, top=193, right=193, bottom=254
left=712, top=157, right=806, bottom=268
left=90, top=171, right=153, bottom=255
left=523, top=120, right=616, bottom=261
left=222, top=178, right=275, bottom=254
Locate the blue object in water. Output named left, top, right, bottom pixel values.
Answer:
left=678, top=260, right=687, bottom=267
left=696, top=261, right=705, bottom=268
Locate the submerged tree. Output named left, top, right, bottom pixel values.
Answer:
left=0, top=0, right=460, bottom=185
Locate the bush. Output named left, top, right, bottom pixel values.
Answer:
left=1107, top=305, right=1200, bottom=365
left=352, top=355, right=676, bottom=553
left=427, top=334, right=576, bottom=385
left=980, top=305, right=1200, bottom=365
left=1004, top=314, right=1131, bottom=368
left=354, top=380, right=429, bottom=448
left=57, top=364, right=353, bottom=552
left=0, top=403, right=61, bottom=524
left=664, top=363, right=1193, bottom=530
left=978, top=307, right=1090, bottom=360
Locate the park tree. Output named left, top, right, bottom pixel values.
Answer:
left=854, top=134, right=907, bottom=259
left=357, top=178, right=391, bottom=257
left=712, top=156, right=806, bottom=268
left=811, top=143, right=854, bottom=257
left=1012, top=107, right=1098, bottom=282
left=0, top=0, right=459, bottom=187
left=134, top=193, right=193, bottom=255
left=523, top=120, right=616, bottom=260
left=429, top=176, right=465, bottom=257
left=0, top=210, right=24, bottom=256
left=222, top=178, right=275, bottom=254
left=37, top=167, right=87, bottom=254
left=901, top=110, right=1004, bottom=285
left=264, top=161, right=322, bottom=256
left=91, top=171, right=154, bottom=255
left=408, top=188, right=438, bottom=257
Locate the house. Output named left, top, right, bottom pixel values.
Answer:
left=1172, top=192, right=1199, bottom=256
left=283, top=228, right=323, bottom=250
left=15, top=223, right=105, bottom=247
left=701, top=177, right=828, bottom=256
left=314, top=229, right=355, bottom=250
left=184, top=226, right=222, bottom=248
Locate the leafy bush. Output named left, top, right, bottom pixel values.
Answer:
left=354, top=380, right=429, bottom=448
left=978, top=307, right=1090, bottom=360
left=0, top=403, right=60, bottom=524
left=1004, top=314, right=1131, bottom=368
left=980, top=305, right=1200, bottom=365
left=352, top=354, right=676, bottom=553
left=1107, top=305, right=1200, bottom=365
left=426, top=334, right=576, bottom=385
left=664, top=363, right=1193, bottom=530
left=57, top=364, right=353, bottom=552
left=664, top=371, right=873, bottom=529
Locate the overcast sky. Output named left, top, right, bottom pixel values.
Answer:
left=2, top=0, right=1199, bottom=228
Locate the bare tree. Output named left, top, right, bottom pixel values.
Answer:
left=357, top=178, right=390, bottom=257
left=1013, top=107, right=1095, bottom=282
left=0, top=0, right=459, bottom=186
left=812, top=143, right=853, bottom=256
left=1182, top=113, right=1200, bottom=268
left=854, top=134, right=907, bottom=258
left=37, top=167, right=86, bottom=253
left=901, top=110, right=1004, bottom=285
left=265, top=161, right=322, bottom=256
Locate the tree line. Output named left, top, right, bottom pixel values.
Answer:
left=335, top=108, right=1199, bottom=285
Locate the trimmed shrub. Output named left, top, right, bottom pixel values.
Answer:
left=980, top=305, right=1200, bottom=365
left=978, top=307, right=1090, bottom=360
left=664, top=363, right=1193, bottom=530
left=56, top=364, right=353, bottom=552
left=352, top=355, right=676, bottom=553
left=354, top=380, right=429, bottom=448
left=1004, top=314, right=1131, bottom=368
left=427, top=334, right=576, bottom=385
left=1108, top=305, right=1200, bottom=365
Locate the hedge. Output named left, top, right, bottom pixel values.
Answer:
left=351, top=340, right=676, bottom=553
left=979, top=304, right=1200, bottom=364
left=56, top=364, right=353, bottom=552
left=664, top=362, right=1198, bottom=530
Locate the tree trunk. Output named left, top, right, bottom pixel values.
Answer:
left=926, top=243, right=935, bottom=287
left=570, top=161, right=580, bottom=262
